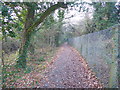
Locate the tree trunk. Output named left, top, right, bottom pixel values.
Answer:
left=55, top=33, right=59, bottom=47
left=16, top=2, right=67, bottom=68
left=16, top=5, right=35, bottom=68
left=17, top=32, right=32, bottom=68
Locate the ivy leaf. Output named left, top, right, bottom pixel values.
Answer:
left=2, top=6, right=9, bottom=16
left=8, top=31, right=16, bottom=37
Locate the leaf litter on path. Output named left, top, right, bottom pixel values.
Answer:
left=16, top=44, right=103, bottom=88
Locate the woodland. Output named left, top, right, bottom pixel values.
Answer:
left=0, top=0, right=120, bottom=88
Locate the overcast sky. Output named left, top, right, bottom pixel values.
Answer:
left=64, top=2, right=93, bottom=25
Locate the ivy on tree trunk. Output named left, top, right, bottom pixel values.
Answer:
left=16, top=2, right=67, bottom=68
left=16, top=4, right=35, bottom=68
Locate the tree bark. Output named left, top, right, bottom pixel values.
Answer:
left=55, top=33, right=59, bottom=47
left=17, top=5, right=35, bottom=68
left=16, top=2, right=67, bottom=68
left=17, top=32, right=32, bottom=68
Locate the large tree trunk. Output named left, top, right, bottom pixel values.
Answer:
left=16, top=2, right=67, bottom=68
left=17, top=32, right=32, bottom=68
left=17, top=5, right=35, bottom=68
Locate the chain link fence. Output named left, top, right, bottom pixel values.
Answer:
left=68, top=24, right=119, bottom=88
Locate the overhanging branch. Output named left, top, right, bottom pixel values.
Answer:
left=27, top=2, right=67, bottom=32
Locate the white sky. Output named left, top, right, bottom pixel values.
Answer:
left=64, top=3, right=93, bottom=25
left=63, top=0, right=120, bottom=25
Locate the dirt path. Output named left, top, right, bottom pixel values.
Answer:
left=37, top=44, right=103, bottom=88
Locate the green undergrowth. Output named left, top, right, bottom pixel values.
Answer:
left=2, top=46, right=58, bottom=88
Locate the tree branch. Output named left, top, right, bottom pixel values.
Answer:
left=27, top=2, right=67, bottom=32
